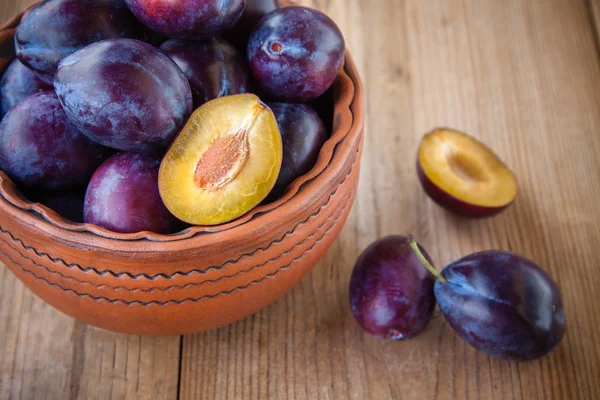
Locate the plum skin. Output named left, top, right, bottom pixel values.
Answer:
left=267, top=103, right=327, bottom=200
left=1, top=59, right=52, bottom=116
left=0, top=92, right=108, bottom=190
left=435, top=251, right=565, bottom=361
left=160, top=38, right=249, bottom=109
left=349, top=236, right=436, bottom=340
left=54, top=39, right=193, bottom=153
left=40, top=190, right=85, bottom=223
left=247, top=6, right=345, bottom=103
left=125, top=0, right=246, bottom=40
left=417, top=161, right=512, bottom=218
left=15, top=0, right=144, bottom=84
left=84, top=152, right=184, bottom=234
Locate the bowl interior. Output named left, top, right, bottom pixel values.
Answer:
left=0, top=2, right=360, bottom=243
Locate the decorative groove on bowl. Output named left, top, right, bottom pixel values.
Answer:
left=0, top=142, right=360, bottom=280
left=1, top=190, right=353, bottom=294
left=4, top=186, right=354, bottom=306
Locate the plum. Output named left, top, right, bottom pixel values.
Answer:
left=54, top=39, right=192, bottom=153
left=349, top=236, right=437, bottom=340
left=247, top=6, right=345, bottom=102
left=0, top=92, right=108, bottom=190
left=224, top=0, right=277, bottom=49
left=125, top=0, right=246, bottom=40
left=417, top=128, right=518, bottom=218
left=160, top=38, right=249, bottom=109
left=84, top=152, right=183, bottom=234
left=435, top=251, right=565, bottom=361
left=159, top=94, right=282, bottom=226
left=266, top=103, right=327, bottom=200
left=1, top=59, right=52, bottom=116
left=15, top=0, right=144, bottom=84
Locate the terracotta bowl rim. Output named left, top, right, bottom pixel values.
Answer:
left=0, top=1, right=364, bottom=244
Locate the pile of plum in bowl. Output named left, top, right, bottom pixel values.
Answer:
left=0, top=0, right=364, bottom=335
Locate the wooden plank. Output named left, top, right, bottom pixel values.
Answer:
left=591, top=0, right=600, bottom=46
left=0, top=2, right=182, bottom=400
left=0, top=266, right=181, bottom=400
left=178, top=0, right=600, bottom=399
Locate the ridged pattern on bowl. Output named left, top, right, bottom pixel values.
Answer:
left=0, top=1, right=364, bottom=335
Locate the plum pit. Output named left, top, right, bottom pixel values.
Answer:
left=159, top=94, right=282, bottom=226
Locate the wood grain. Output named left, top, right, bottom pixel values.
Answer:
left=2, top=0, right=600, bottom=399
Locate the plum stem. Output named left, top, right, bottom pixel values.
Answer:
left=408, top=237, right=447, bottom=283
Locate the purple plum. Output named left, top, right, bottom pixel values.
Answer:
left=84, top=152, right=184, bottom=234
left=0, top=92, right=108, bottom=190
left=54, top=39, right=192, bottom=153
left=349, top=236, right=436, bottom=340
left=435, top=251, right=565, bottom=361
left=1, top=59, right=52, bottom=116
left=267, top=103, right=327, bottom=200
left=160, top=38, right=249, bottom=109
left=247, top=6, right=345, bottom=102
left=125, top=0, right=246, bottom=40
left=15, top=0, right=144, bottom=84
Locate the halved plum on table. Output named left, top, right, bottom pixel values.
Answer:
left=266, top=103, right=327, bottom=201
left=417, top=128, right=518, bottom=218
left=159, top=94, right=282, bottom=226
left=54, top=39, right=192, bottom=153
left=1, top=59, right=52, bottom=116
left=160, top=38, right=249, bottom=109
left=247, top=6, right=345, bottom=102
left=84, top=152, right=184, bottom=234
left=0, top=92, right=108, bottom=190
left=125, top=0, right=245, bottom=40
left=15, top=0, right=144, bottom=84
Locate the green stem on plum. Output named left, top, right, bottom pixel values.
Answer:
left=408, top=237, right=447, bottom=283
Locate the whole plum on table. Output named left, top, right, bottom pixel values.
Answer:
left=125, top=0, right=246, bottom=40
left=54, top=39, right=192, bottom=153
left=247, top=6, right=345, bottom=102
left=15, top=0, right=144, bottom=84
left=266, top=103, right=327, bottom=200
left=84, top=152, right=184, bottom=234
left=435, top=251, right=565, bottom=361
left=0, top=92, right=108, bottom=190
left=349, top=236, right=436, bottom=340
left=160, top=38, right=249, bottom=109
left=1, top=59, right=52, bottom=116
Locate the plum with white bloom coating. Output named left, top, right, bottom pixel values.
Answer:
left=160, top=38, right=249, bottom=109
left=435, top=251, right=565, bottom=361
left=1, top=59, right=52, bottom=116
left=125, top=0, right=246, bottom=40
left=247, top=6, right=345, bottom=102
left=0, top=92, right=108, bottom=190
left=84, top=152, right=183, bottom=234
left=54, top=39, right=192, bottom=153
left=15, top=0, right=144, bottom=83
left=349, top=236, right=436, bottom=340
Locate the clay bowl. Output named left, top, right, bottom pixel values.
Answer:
left=0, top=1, right=364, bottom=335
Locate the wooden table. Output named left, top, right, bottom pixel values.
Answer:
left=2, top=0, right=600, bottom=399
